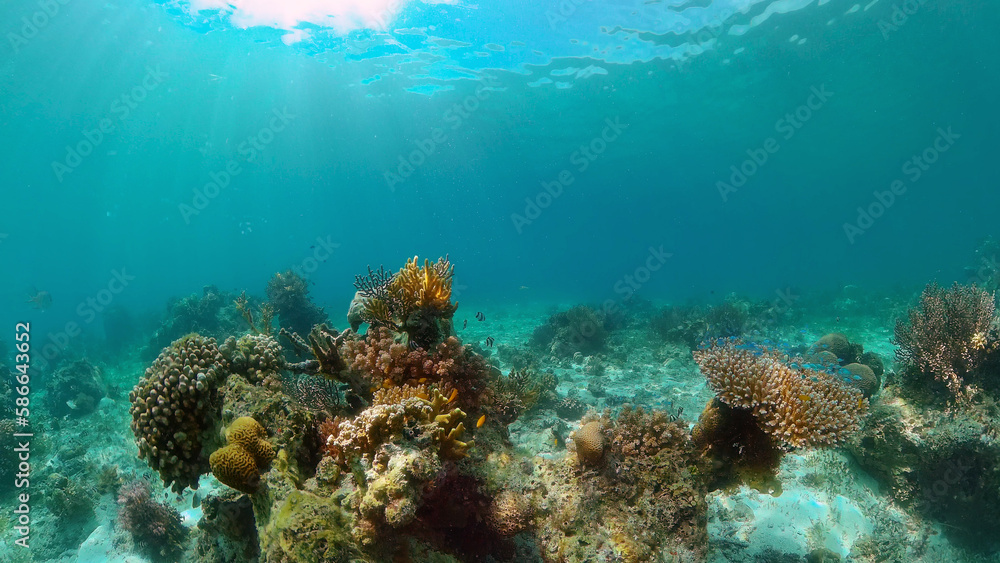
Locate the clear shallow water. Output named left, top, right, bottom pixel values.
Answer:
left=1, top=0, right=998, bottom=561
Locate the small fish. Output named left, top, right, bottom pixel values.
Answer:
left=476, top=311, right=485, bottom=321
left=409, top=340, right=420, bottom=350
left=799, top=394, right=811, bottom=402
left=448, top=389, right=459, bottom=403
left=519, top=286, right=530, bottom=290
left=485, top=336, right=494, bottom=347
left=463, top=319, right=468, bottom=329
left=476, top=415, right=486, bottom=428
left=27, top=289, right=52, bottom=311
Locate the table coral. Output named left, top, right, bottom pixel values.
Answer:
left=694, top=339, right=867, bottom=448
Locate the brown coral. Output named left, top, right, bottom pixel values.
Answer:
left=210, top=417, right=274, bottom=494
left=129, top=334, right=229, bottom=493
left=488, top=490, right=533, bottom=537
left=694, top=339, right=867, bottom=448
left=573, top=421, right=605, bottom=466
left=842, top=362, right=879, bottom=398
left=320, top=388, right=473, bottom=467
left=894, top=282, right=999, bottom=400
left=210, top=444, right=261, bottom=494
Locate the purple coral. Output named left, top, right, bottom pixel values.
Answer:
left=117, top=480, right=187, bottom=560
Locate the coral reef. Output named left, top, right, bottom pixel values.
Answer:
left=129, top=334, right=230, bottom=492
left=117, top=480, right=188, bottom=562
left=540, top=406, right=710, bottom=560
left=850, top=392, right=1000, bottom=554
left=531, top=305, right=609, bottom=358
left=353, top=256, right=458, bottom=349
left=221, top=333, right=286, bottom=385
left=266, top=269, right=328, bottom=337
left=320, top=387, right=473, bottom=467
left=144, top=285, right=245, bottom=358
left=43, top=358, right=105, bottom=417
left=694, top=339, right=868, bottom=448
left=345, top=326, right=494, bottom=413
left=195, top=488, right=260, bottom=562
left=210, top=416, right=276, bottom=494
left=894, top=282, right=999, bottom=401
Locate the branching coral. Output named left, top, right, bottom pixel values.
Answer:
left=353, top=256, right=458, bottom=349
left=693, top=339, right=867, bottom=448
left=117, top=480, right=188, bottom=562
left=129, top=334, right=230, bottom=493
left=234, top=291, right=274, bottom=336
left=894, top=282, right=999, bottom=400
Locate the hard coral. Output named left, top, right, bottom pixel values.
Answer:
left=321, top=388, right=473, bottom=467
left=354, top=256, right=458, bottom=349
left=345, top=327, right=492, bottom=412
left=573, top=421, right=605, bottom=466
left=894, top=282, right=999, bottom=400
left=210, top=417, right=275, bottom=494
left=130, top=334, right=229, bottom=493
left=694, top=339, right=867, bottom=448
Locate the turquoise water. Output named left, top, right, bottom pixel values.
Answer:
left=2, top=0, right=999, bottom=561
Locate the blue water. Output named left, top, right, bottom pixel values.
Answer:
left=1, top=0, right=998, bottom=560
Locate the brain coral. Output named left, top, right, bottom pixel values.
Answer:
left=129, top=334, right=229, bottom=493
left=210, top=417, right=275, bottom=494
left=573, top=421, right=606, bottom=466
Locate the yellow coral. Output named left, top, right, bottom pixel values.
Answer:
left=210, top=444, right=261, bottom=494
left=393, top=255, right=454, bottom=312
left=226, top=416, right=276, bottom=467
left=210, top=417, right=275, bottom=493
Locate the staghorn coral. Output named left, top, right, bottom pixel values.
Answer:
left=117, top=480, right=188, bottom=562
left=894, top=282, right=999, bottom=401
left=234, top=291, right=274, bottom=336
left=354, top=256, right=458, bottom=349
left=129, top=334, right=230, bottom=493
left=210, top=417, right=275, bottom=494
left=266, top=269, right=328, bottom=337
left=693, top=339, right=867, bottom=448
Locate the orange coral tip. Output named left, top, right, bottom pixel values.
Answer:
left=448, top=389, right=458, bottom=403
left=477, top=415, right=486, bottom=428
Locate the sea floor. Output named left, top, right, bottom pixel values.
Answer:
left=1, top=289, right=996, bottom=563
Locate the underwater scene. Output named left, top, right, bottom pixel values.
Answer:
left=2, top=0, right=999, bottom=561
